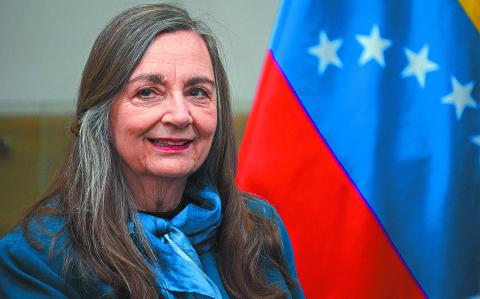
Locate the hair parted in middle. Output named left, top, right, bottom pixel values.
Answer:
left=22, top=4, right=297, bottom=298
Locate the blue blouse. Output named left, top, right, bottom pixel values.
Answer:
left=0, top=186, right=304, bottom=298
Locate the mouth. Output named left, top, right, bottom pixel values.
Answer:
left=147, top=138, right=192, bottom=152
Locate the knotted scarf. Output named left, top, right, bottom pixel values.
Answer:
left=130, top=185, right=223, bottom=299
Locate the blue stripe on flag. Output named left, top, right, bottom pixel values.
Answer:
left=270, top=0, right=480, bottom=298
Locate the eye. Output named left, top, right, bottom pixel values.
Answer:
left=189, top=87, right=209, bottom=98
left=131, top=87, right=164, bottom=106
left=136, top=87, right=155, bottom=98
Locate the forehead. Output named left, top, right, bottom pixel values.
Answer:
left=130, top=30, right=214, bottom=79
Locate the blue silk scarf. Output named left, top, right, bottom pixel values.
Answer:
left=130, top=185, right=223, bottom=298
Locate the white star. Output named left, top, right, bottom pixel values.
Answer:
left=401, top=45, right=439, bottom=88
left=442, top=77, right=477, bottom=119
left=308, top=31, right=343, bottom=74
left=472, top=135, right=480, bottom=147
left=355, top=24, right=392, bottom=67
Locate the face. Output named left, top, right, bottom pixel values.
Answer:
left=110, top=31, right=217, bottom=185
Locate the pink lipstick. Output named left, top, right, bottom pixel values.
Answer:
left=148, top=138, right=192, bottom=152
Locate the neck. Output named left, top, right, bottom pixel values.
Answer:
left=123, top=169, right=188, bottom=213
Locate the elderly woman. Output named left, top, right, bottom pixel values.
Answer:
left=0, top=4, right=303, bottom=299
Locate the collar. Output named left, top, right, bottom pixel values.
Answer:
left=130, top=184, right=223, bottom=298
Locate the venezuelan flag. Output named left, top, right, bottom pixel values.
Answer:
left=237, top=0, right=480, bottom=298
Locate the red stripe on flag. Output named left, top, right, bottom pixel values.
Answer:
left=237, top=52, right=425, bottom=298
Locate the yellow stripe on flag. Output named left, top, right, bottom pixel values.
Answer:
left=459, top=0, right=480, bottom=32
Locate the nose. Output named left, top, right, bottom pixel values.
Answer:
left=162, top=92, right=193, bottom=128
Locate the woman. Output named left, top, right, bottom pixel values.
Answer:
left=0, top=4, right=304, bottom=298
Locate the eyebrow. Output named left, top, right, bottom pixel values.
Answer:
left=127, top=73, right=215, bottom=88
left=128, top=73, right=165, bottom=85
left=185, top=76, right=216, bottom=88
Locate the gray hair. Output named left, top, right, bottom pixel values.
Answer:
left=65, top=4, right=233, bottom=297
left=23, top=4, right=295, bottom=298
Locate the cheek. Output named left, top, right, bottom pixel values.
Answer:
left=111, top=108, right=153, bottom=146
left=201, top=111, right=218, bottom=143
left=111, top=119, right=147, bottom=167
left=193, top=111, right=217, bottom=155
left=112, top=126, right=137, bottom=161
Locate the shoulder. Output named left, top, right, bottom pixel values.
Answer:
left=0, top=212, right=108, bottom=298
left=243, top=195, right=289, bottom=239
left=1, top=208, right=68, bottom=254
left=242, top=193, right=306, bottom=298
left=0, top=214, right=74, bottom=298
left=0, top=212, right=67, bottom=257
left=242, top=193, right=288, bottom=241
left=243, top=193, right=277, bottom=219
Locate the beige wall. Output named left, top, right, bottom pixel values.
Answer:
left=0, top=0, right=280, bottom=114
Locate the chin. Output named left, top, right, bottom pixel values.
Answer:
left=147, top=166, right=196, bottom=180
left=154, top=172, right=193, bottom=180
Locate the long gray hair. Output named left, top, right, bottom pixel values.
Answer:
left=23, top=4, right=296, bottom=298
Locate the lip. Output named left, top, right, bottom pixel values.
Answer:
left=147, top=137, right=193, bottom=152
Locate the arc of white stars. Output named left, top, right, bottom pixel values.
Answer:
left=401, top=44, right=439, bottom=88
left=441, top=77, right=477, bottom=119
left=308, top=31, right=343, bottom=75
left=355, top=24, right=392, bottom=67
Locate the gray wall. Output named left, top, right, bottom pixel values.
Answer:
left=0, top=0, right=280, bottom=114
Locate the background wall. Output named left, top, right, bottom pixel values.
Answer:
left=0, top=0, right=280, bottom=114
left=0, top=0, right=280, bottom=234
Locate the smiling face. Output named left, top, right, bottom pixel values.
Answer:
left=110, top=30, right=217, bottom=187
